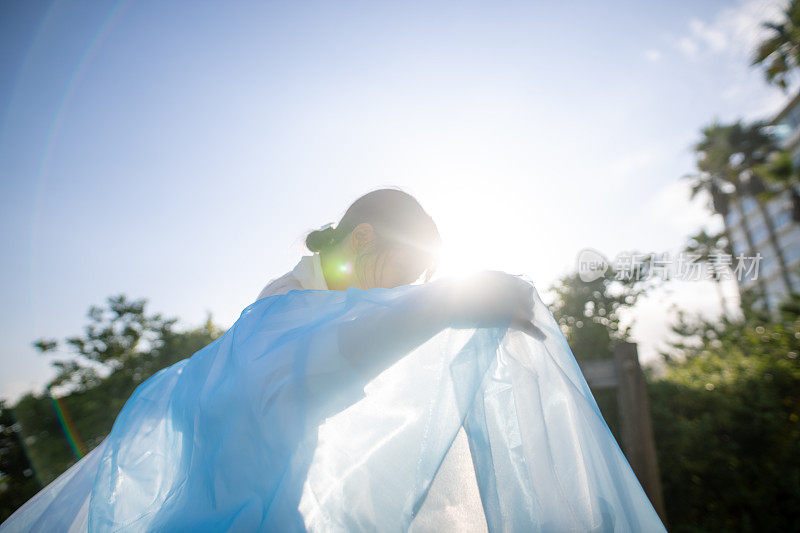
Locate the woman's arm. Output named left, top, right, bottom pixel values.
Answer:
left=337, top=272, right=542, bottom=382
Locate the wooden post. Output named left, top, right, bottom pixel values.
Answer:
left=613, top=341, right=666, bottom=525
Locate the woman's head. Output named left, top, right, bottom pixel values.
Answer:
left=306, top=189, right=440, bottom=290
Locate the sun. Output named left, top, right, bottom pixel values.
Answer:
left=432, top=243, right=483, bottom=280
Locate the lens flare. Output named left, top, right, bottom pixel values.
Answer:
left=434, top=245, right=482, bottom=280
left=47, top=387, right=87, bottom=459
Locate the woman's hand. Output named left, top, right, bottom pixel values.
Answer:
left=442, top=271, right=545, bottom=339
left=440, top=271, right=542, bottom=338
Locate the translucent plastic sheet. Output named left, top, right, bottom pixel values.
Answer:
left=2, top=282, right=665, bottom=532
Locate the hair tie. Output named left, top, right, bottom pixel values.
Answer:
left=319, top=223, right=335, bottom=245
left=306, top=223, right=338, bottom=253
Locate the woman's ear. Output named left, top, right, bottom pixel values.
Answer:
left=349, top=223, right=375, bottom=252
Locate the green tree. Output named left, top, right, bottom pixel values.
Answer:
left=33, top=295, right=181, bottom=392
left=650, top=305, right=800, bottom=531
left=549, top=265, right=652, bottom=438
left=689, top=121, right=796, bottom=304
left=14, top=295, right=224, bottom=487
left=753, top=0, right=800, bottom=90
left=755, top=147, right=800, bottom=225
left=550, top=256, right=655, bottom=360
left=683, top=229, right=732, bottom=316
left=0, top=400, right=41, bottom=522
left=551, top=273, right=638, bottom=361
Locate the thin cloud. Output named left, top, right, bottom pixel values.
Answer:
left=672, top=0, right=786, bottom=60
left=688, top=18, right=729, bottom=53
left=643, top=49, right=662, bottom=62
left=609, top=147, right=662, bottom=185
left=647, top=180, right=715, bottom=236
left=675, top=36, right=700, bottom=60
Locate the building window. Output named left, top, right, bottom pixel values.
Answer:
left=784, top=243, right=800, bottom=264
left=726, top=210, right=741, bottom=228
left=749, top=221, right=768, bottom=246
left=742, top=196, right=758, bottom=215
left=773, top=210, right=792, bottom=232
left=730, top=227, right=747, bottom=255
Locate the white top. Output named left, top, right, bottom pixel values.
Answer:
left=255, top=254, right=329, bottom=301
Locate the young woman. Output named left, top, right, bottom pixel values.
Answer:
left=257, top=188, right=443, bottom=297
left=1, top=189, right=664, bottom=532
left=255, top=188, right=536, bottom=330
left=254, top=189, right=542, bottom=384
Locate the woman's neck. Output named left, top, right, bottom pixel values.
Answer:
left=319, top=250, right=357, bottom=290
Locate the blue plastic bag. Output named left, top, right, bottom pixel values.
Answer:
left=2, top=282, right=665, bottom=532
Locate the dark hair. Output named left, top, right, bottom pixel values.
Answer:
left=306, top=189, right=440, bottom=278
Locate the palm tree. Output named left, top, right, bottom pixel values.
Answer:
left=753, top=0, right=800, bottom=90
left=685, top=168, right=734, bottom=258
left=687, top=122, right=789, bottom=306
left=727, top=122, right=796, bottom=296
left=683, top=229, right=732, bottom=316
left=756, top=148, right=800, bottom=223
left=686, top=127, right=732, bottom=233
left=691, top=124, right=760, bottom=267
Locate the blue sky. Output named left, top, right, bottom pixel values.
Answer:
left=0, top=0, right=791, bottom=400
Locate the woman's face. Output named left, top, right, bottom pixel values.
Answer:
left=344, top=223, right=433, bottom=290
left=365, top=247, right=429, bottom=289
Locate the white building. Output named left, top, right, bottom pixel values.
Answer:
left=725, top=93, right=800, bottom=311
